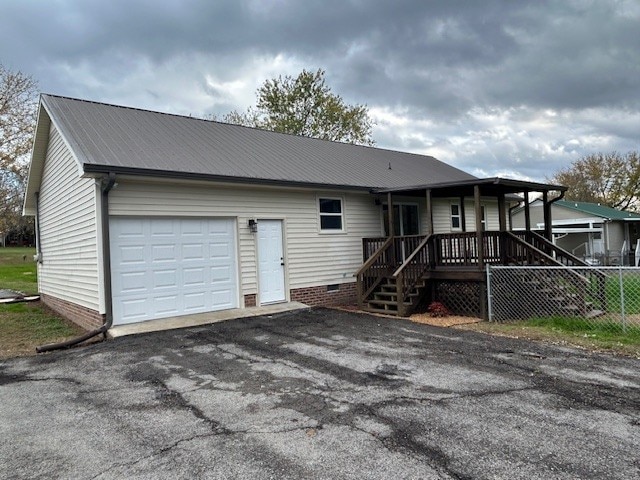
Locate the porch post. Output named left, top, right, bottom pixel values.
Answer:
left=498, top=193, right=506, bottom=232
left=475, top=184, right=487, bottom=320
left=387, top=192, right=394, bottom=238
left=524, top=189, right=531, bottom=232
left=474, top=185, right=484, bottom=267
left=459, top=196, right=467, bottom=231
left=387, top=191, right=396, bottom=264
left=425, top=189, right=433, bottom=235
left=543, top=191, right=552, bottom=240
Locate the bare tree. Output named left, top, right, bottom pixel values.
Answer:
left=0, top=64, right=38, bottom=240
left=549, top=152, right=640, bottom=211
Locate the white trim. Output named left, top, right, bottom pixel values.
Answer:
left=317, top=196, right=346, bottom=234
left=450, top=202, right=462, bottom=231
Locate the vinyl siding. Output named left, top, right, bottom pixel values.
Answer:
left=37, top=124, right=100, bottom=310
left=109, top=181, right=384, bottom=294
left=432, top=198, right=500, bottom=233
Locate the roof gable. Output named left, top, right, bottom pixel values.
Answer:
left=38, top=94, right=476, bottom=190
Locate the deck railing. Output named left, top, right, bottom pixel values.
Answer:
left=359, top=231, right=607, bottom=316
left=513, top=231, right=589, bottom=266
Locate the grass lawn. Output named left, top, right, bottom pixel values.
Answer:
left=460, top=316, right=640, bottom=358
left=1, top=247, right=84, bottom=358
left=0, top=302, right=84, bottom=358
left=0, top=247, right=38, bottom=294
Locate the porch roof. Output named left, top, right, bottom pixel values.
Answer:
left=373, top=177, right=567, bottom=197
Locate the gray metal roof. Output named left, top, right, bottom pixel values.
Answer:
left=41, top=94, right=476, bottom=190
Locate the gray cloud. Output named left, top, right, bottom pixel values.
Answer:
left=0, top=0, right=638, bottom=182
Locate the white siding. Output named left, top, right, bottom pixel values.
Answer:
left=38, top=125, right=100, bottom=310
left=431, top=198, right=500, bottom=233
left=109, top=182, right=383, bottom=293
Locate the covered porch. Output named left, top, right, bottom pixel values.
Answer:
left=356, top=177, right=590, bottom=318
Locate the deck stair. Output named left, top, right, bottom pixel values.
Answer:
left=493, top=269, right=605, bottom=320
left=363, top=277, right=427, bottom=315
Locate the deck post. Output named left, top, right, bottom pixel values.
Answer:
left=425, top=189, right=433, bottom=235
left=475, top=184, right=488, bottom=319
left=542, top=191, right=552, bottom=240
left=459, top=196, right=467, bottom=231
left=498, top=193, right=506, bottom=232
left=387, top=191, right=395, bottom=264
left=474, top=185, right=484, bottom=268
left=524, top=189, right=531, bottom=232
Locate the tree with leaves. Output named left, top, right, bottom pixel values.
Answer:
left=0, top=63, right=38, bottom=243
left=219, top=69, right=374, bottom=146
left=549, top=152, right=640, bottom=211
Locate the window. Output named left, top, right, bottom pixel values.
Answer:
left=481, top=205, right=487, bottom=231
left=319, top=198, right=343, bottom=231
left=450, top=204, right=461, bottom=230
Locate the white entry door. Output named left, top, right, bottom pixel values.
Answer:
left=257, top=220, right=286, bottom=304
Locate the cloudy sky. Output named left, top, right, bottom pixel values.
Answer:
left=1, top=0, right=638, bottom=182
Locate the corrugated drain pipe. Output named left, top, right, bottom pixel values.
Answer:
left=37, top=173, right=116, bottom=353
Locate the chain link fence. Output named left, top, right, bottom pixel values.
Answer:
left=487, top=266, right=640, bottom=332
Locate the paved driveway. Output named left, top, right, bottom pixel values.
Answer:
left=1, top=308, right=639, bottom=479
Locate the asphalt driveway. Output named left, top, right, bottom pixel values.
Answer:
left=1, top=308, right=639, bottom=479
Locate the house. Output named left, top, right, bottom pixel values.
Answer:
left=511, top=199, right=640, bottom=265
left=24, top=94, right=574, bottom=333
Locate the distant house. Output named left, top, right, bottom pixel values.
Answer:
left=24, top=94, right=571, bottom=332
left=512, top=199, right=640, bottom=265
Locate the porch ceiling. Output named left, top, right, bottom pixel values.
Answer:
left=373, top=177, right=567, bottom=198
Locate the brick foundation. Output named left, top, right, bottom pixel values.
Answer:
left=41, top=294, right=105, bottom=331
left=289, top=282, right=357, bottom=307
left=244, top=294, right=257, bottom=308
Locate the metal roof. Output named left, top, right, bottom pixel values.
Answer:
left=374, top=177, right=566, bottom=197
left=40, top=94, right=477, bottom=190
left=554, top=200, right=640, bottom=221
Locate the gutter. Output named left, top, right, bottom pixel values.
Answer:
left=37, top=173, right=116, bottom=353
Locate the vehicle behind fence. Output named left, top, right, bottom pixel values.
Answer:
left=487, top=266, right=640, bottom=332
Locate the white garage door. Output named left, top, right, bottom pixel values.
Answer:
left=110, top=217, right=238, bottom=325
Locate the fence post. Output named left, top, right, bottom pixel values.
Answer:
left=486, top=266, right=493, bottom=322
left=619, top=266, right=627, bottom=333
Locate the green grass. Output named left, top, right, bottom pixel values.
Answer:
left=603, top=275, right=640, bottom=314
left=462, top=315, right=640, bottom=357
left=525, top=316, right=640, bottom=344
left=0, top=247, right=38, bottom=294
left=0, top=302, right=83, bottom=358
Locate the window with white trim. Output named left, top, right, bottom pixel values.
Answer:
left=481, top=205, right=487, bottom=231
left=319, top=197, right=344, bottom=231
left=450, top=204, right=461, bottom=230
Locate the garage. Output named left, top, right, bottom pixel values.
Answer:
left=110, top=217, right=238, bottom=325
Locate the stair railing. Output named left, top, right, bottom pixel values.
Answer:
left=392, top=235, right=434, bottom=316
left=514, top=231, right=589, bottom=266
left=355, top=236, right=397, bottom=307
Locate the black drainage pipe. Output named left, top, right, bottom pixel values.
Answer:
left=37, top=173, right=116, bottom=353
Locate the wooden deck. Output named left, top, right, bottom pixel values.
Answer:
left=355, top=231, right=594, bottom=317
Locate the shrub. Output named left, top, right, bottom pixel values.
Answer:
left=427, top=301, right=450, bottom=317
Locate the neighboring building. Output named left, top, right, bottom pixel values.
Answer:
left=512, top=199, right=640, bottom=265
left=24, top=94, right=569, bottom=331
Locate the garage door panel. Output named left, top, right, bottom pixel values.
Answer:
left=152, top=244, right=177, bottom=262
left=211, top=265, right=232, bottom=283
left=210, top=242, right=233, bottom=259
left=150, top=219, right=178, bottom=236
left=153, top=269, right=178, bottom=289
left=111, top=217, right=238, bottom=325
left=119, top=271, right=147, bottom=293
left=183, top=267, right=205, bottom=286
left=118, top=245, right=147, bottom=264
left=153, top=295, right=181, bottom=316
left=182, top=243, right=205, bottom=260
